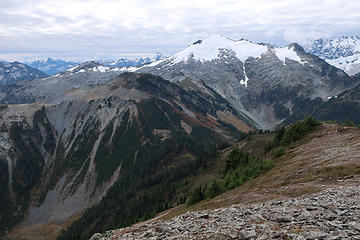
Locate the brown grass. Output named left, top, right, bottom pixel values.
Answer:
left=159, top=124, right=360, bottom=220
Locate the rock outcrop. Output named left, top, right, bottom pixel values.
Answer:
left=91, top=176, right=360, bottom=239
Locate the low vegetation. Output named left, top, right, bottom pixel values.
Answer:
left=187, top=149, right=274, bottom=206
left=263, top=117, right=321, bottom=153
left=187, top=117, right=322, bottom=207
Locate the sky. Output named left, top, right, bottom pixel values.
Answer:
left=1, top=0, right=359, bottom=61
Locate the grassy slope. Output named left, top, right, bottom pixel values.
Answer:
left=160, top=123, right=360, bottom=220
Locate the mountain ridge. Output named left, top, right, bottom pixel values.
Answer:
left=304, top=36, right=360, bottom=75
left=0, top=61, right=47, bottom=85
left=24, top=53, right=166, bottom=75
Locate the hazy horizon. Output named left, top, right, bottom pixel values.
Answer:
left=1, top=0, right=360, bottom=61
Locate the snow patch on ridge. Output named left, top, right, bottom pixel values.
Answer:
left=169, top=34, right=268, bottom=64
left=145, top=35, right=307, bottom=68
left=94, top=66, right=109, bottom=72
left=273, top=46, right=303, bottom=65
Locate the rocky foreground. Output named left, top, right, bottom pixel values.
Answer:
left=91, top=176, right=360, bottom=240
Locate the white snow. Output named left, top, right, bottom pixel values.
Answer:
left=143, top=34, right=307, bottom=69
left=305, top=36, right=360, bottom=75
left=169, top=34, right=268, bottom=64
left=114, top=66, right=139, bottom=72
left=66, top=66, right=76, bottom=72
left=78, top=69, right=85, bottom=73
left=125, top=66, right=139, bottom=72
left=333, top=37, right=360, bottom=51
left=97, top=66, right=109, bottom=72
left=273, top=46, right=303, bottom=65
left=92, top=66, right=110, bottom=72
left=326, top=53, right=360, bottom=75
left=142, top=59, right=166, bottom=68
left=240, top=64, right=249, bottom=87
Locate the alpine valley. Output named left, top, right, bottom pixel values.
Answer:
left=1, top=35, right=360, bottom=240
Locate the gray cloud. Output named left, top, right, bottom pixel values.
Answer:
left=0, top=0, right=359, bottom=61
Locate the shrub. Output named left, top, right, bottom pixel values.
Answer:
left=187, top=185, right=206, bottom=206
left=265, top=117, right=321, bottom=153
left=342, top=119, right=355, bottom=127
left=187, top=149, right=275, bottom=206
left=204, top=181, right=225, bottom=199
left=274, top=147, right=285, bottom=158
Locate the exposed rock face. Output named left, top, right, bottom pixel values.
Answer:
left=90, top=176, right=360, bottom=240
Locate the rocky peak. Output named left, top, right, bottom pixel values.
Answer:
left=70, top=61, right=103, bottom=72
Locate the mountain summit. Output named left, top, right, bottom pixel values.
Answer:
left=149, top=34, right=305, bottom=67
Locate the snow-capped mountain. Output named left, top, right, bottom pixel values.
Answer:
left=65, top=61, right=112, bottom=74
left=138, top=34, right=350, bottom=129
left=304, top=36, right=360, bottom=75
left=24, top=53, right=166, bottom=75
left=96, top=52, right=166, bottom=68
left=25, top=58, right=79, bottom=75
left=146, top=35, right=307, bottom=67
left=0, top=61, right=47, bottom=85
left=326, top=54, right=360, bottom=76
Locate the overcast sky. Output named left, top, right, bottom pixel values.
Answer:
left=1, top=0, right=359, bottom=61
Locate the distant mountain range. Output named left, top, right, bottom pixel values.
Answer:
left=24, top=53, right=166, bottom=75
left=0, top=60, right=47, bottom=85
left=25, top=58, right=79, bottom=75
left=96, top=52, right=166, bottom=68
left=304, top=36, right=360, bottom=75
